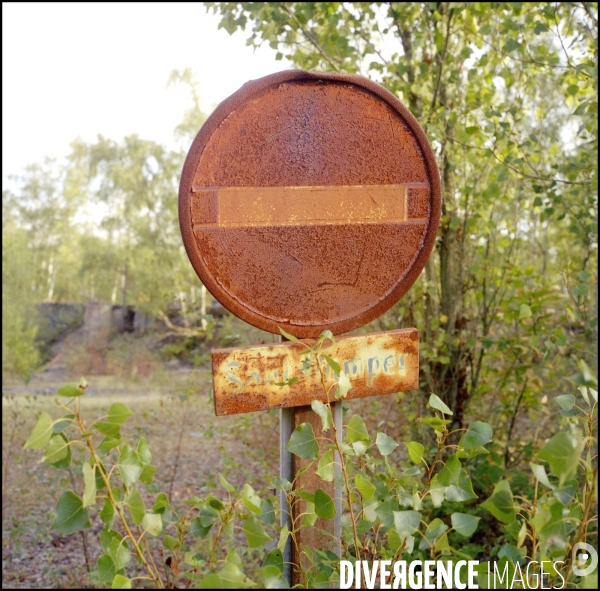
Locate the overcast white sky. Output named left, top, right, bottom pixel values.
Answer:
left=2, top=2, right=290, bottom=187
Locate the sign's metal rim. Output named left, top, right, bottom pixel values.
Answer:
left=179, top=70, right=441, bottom=337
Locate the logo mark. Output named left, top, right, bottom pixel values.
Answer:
left=572, top=542, right=598, bottom=577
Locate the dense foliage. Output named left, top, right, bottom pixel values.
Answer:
left=207, top=1, right=598, bottom=425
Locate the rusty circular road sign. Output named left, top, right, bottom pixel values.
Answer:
left=179, top=70, right=441, bottom=338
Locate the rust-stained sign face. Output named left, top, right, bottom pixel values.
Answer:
left=212, top=328, right=418, bottom=415
left=179, top=70, right=441, bottom=338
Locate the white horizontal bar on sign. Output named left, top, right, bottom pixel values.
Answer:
left=191, top=184, right=411, bottom=227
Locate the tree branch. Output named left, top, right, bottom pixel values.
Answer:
left=437, top=128, right=592, bottom=186
left=428, top=5, right=454, bottom=120
left=462, top=24, right=575, bottom=70
left=579, top=2, right=598, bottom=27
left=281, top=5, right=341, bottom=71
left=156, top=310, right=205, bottom=338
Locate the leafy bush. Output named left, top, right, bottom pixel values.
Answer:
left=24, top=333, right=597, bottom=588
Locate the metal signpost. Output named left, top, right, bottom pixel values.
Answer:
left=179, top=70, right=441, bottom=586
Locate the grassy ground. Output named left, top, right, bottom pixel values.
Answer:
left=1, top=368, right=283, bottom=588
left=2, top=362, right=400, bottom=588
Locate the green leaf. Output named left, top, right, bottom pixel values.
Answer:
left=139, top=464, right=157, bottom=485
left=356, top=519, right=372, bottom=535
left=456, top=446, right=489, bottom=459
left=438, top=454, right=461, bottom=486
left=346, top=414, right=370, bottom=443
left=94, top=422, right=121, bottom=439
left=278, top=327, right=299, bottom=341
left=243, top=515, right=272, bottom=548
left=460, top=421, right=493, bottom=449
left=218, top=562, right=256, bottom=588
left=311, top=400, right=331, bottom=432
left=393, top=510, right=422, bottom=537
left=504, top=520, right=521, bottom=542
left=152, top=493, right=170, bottom=513
left=24, top=411, right=53, bottom=449
left=405, top=441, right=424, bottom=464
left=191, top=516, right=212, bottom=538
left=517, top=520, right=527, bottom=548
left=226, top=548, right=242, bottom=567
left=100, top=498, right=115, bottom=528
left=277, top=524, right=289, bottom=553
left=260, top=498, right=275, bottom=526
left=322, top=354, right=340, bottom=375
left=314, top=488, right=336, bottom=518
left=263, top=564, right=290, bottom=589
left=42, top=433, right=70, bottom=465
left=162, top=535, right=180, bottom=550
left=264, top=548, right=283, bottom=571
left=52, top=415, right=74, bottom=434
left=111, top=574, right=132, bottom=589
left=126, top=487, right=145, bottom=526
left=429, top=475, right=446, bottom=508
left=286, top=423, right=319, bottom=459
left=481, top=481, right=516, bottom=524
left=275, top=377, right=299, bottom=387
left=107, top=538, right=131, bottom=570
left=504, top=38, right=520, bottom=53
left=498, top=544, right=526, bottom=565
left=316, top=449, right=335, bottom=482
left=418, top=416, right=452, bottom=433
left=376, top=432, right=398, bottom=456
left=82, top=462, right=97, bottom=508
left=243, top=483, right=262, bottom=515
left=578, top=386, right=590, bottom=405
left=318, top=330, right=335, bottom=343
left=219, top=473, right=235, bottom=492
left=445, top=470, right=478, bottom=502
left=375, top=499, right=399, bottom=528
left=355, top=474, right=376, bottom=500
left=100, top=527, right=122, bottom=550
left=519, top=304, right=532, bottom=319
left=335, top=371, right=351, bottom=399
left=200, top=505, right=219, bottom=527
left=107, top=402, right=133, bottom=424
left=207, top=495, right=225, bottom=512
left=537, top=431, right=584, bottom=485
left=98, top=437, right=125, bottom=451
left=137, top=438, right=152, bottom=465
left=118, top=445, right=143, bottom=486
left=428, top=394, right=453, bottom=415
left=301, top=502, right=318, bottom=527
left=423, top=518, right=448, bottom=544
left=57, top=383, right=84, bottom=397
left=198, top=574, right=223, bottom=589
left=142, top=512, right=162, bottom=536
left=554, top=395, right=575, bottom=411
left=97, top=554, right=116, bottom=583
left=529, top=462, right=553, bottom=489
left=52, top=491, right=91, bottom=534
left=451, top=513, right=480, bottom=537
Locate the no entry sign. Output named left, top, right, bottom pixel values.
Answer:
left=179, top=70, right=441, bottom=338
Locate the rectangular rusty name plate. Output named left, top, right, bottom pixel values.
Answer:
left=211, top=328, right=419, bottom=416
